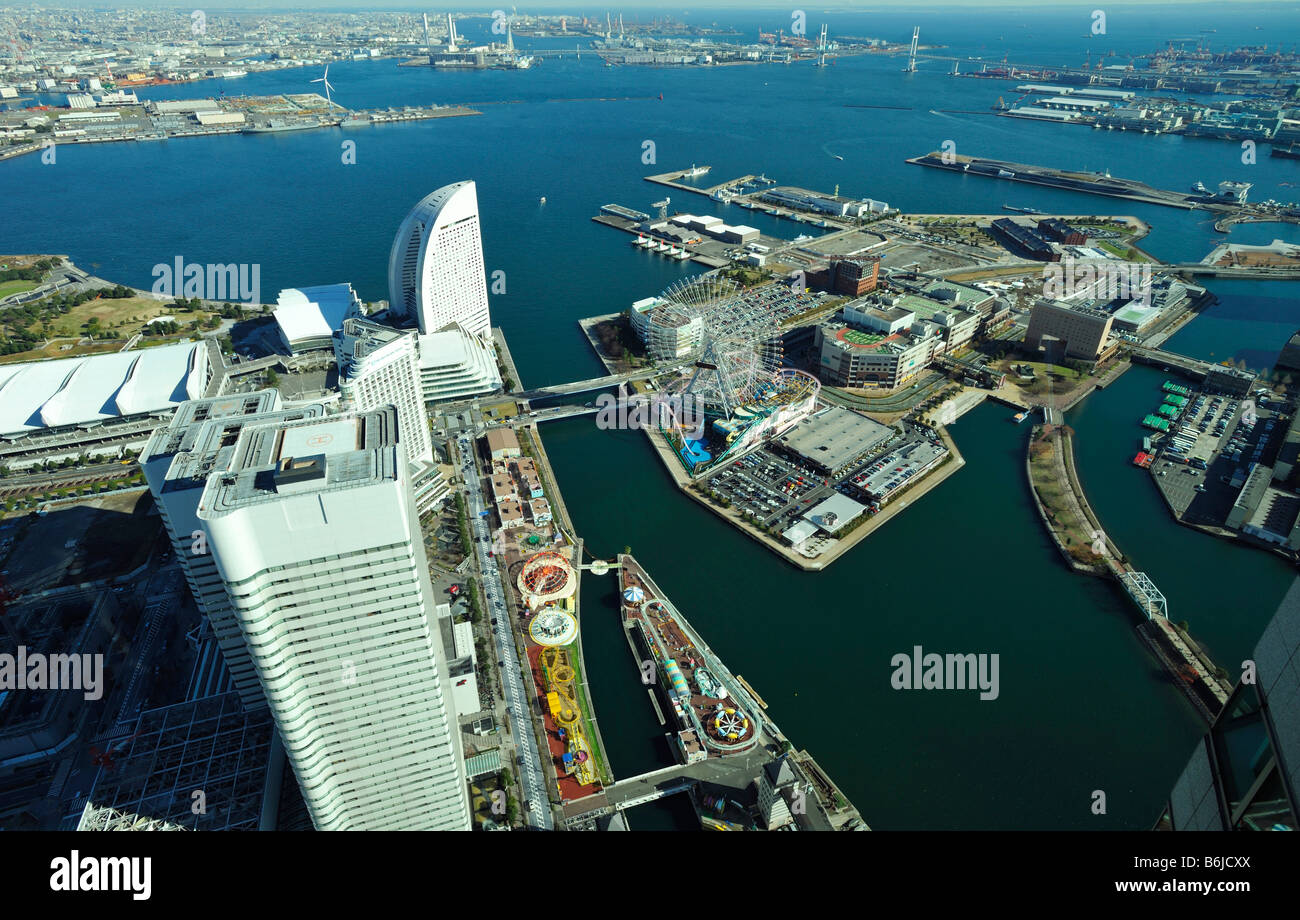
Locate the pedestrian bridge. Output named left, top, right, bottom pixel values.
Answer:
left=1117, top=570, right=1168, bottom=620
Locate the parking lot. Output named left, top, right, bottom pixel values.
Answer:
left=701, top=425, right=942, bottom=536
left=702, top=446, right=835, bottom=531
left=1161, top=392, right=1242, bottom=465
left=1153, top=389, right=1288, bottom=524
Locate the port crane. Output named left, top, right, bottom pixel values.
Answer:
left=653, top=197, right=670, bottom=220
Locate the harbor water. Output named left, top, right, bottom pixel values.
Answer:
left=1, top=5, right=1297, bottom=829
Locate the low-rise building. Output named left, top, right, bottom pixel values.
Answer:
left=417, top=323, right=502, bottom=403
left=814, top=321, right=937, bottom=389
left=1227, top=463, right=1275, bottom=531
left=484, top=427, right=521, bottom=461
left=273, top=283, right=364, bottom=354
left=1204, top=364, right=1256, bottom=397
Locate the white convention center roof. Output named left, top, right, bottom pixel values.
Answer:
left=273, top=283, right=361, bottom=346
left=0, top=341, right=208, bottom=436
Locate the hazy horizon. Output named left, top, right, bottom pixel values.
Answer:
left=10, top=1, right=1297, bottom=11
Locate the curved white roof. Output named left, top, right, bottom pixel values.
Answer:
left=0, top=341, right=209, bottom=436
left=273, top=283, right=362, bottom=347
left=387, top=181, right=491, bottom=337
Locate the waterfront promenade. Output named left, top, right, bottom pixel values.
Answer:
left=1024, top=421, right=1232, bottom=722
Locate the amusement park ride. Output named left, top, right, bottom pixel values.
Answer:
left=645, top=276, right=821, bottom=476
left=515, top=550, right=599, bottom=789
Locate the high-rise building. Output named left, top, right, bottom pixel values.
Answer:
left=333, top=316, right=449, bottom=512
left=196, top=407, right=471, bottom=830
left=388, top=180, right=492, bottom=338
left=141, top=390, right=328, bottom=709
left=1160, top=579, right=1299, bottom=831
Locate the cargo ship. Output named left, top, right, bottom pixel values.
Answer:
left=1002, top=204, right=1045, bottom=214
left=1271, top=144, right=1300, bottom=161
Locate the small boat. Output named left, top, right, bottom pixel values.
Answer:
left=539, top=196, right=546, bottom=204
left=1192, top=181, right=1208, bottom=194
left=1011, top=411, right=1028, bottom=423
left=833, top=154, right=844, bottom=161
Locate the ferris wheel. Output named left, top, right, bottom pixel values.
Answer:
left=648, top=275, right=784, bottom=418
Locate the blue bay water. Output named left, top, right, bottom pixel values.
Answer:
left=1, top=4, right=1297, bottom=829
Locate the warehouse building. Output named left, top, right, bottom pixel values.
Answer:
left=772, top=405, right=894, bottom=474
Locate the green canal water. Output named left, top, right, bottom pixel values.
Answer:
left=541, top=281, right=1296, bottom=831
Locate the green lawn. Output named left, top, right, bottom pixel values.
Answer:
left=0, top=280, right=37, bottom=299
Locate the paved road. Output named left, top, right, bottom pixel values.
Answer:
left=457, top=434, right=553, bottom=830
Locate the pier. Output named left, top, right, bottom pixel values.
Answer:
left=554, top=553, right=868, bottom=831
left=907, top=152, right=1243, bottom=212
left=645, top=168, right=760, bottom=198
left=1025, top=421, right=1231, bottom=722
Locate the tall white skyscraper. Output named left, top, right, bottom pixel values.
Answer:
left=196, top=407, right=471, bottom=830
left=333, top=316, right=433, bottom=468
left=387, top=180, right=492, bottom=338
left=333, top=316, right=450, bottom=513
left=141, top=390, right=328, bottom=709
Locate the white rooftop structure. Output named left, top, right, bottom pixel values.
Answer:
left=803, top=492, right=868, bottom=534
left=781, top=520, right=818, bottom=545
left=417, top=323, right=502, bottom=403
left=273, top=283, right=363, bottom=353
left=0, top=341, right=209, bottom=438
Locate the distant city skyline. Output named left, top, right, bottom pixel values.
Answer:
left=13, top=1, right=1293, bottom=10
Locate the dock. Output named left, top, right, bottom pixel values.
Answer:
left=734, top=675, right=768, bottom=710
left=907, top=152, right=1239, bottom=212
left=645, top=168, right=762, bottom=198
left=556, top=554, right=868, bottom=830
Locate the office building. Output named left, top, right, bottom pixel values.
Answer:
left=141, top=391, right=325, bottom=709
left=1204, top=364, right=1257, bottom=397
left=196, top=408, right=471, bottom=830
left=1023, top=298, right=1116, bottom=362
left=814, top=321, right=938, bottom=389
left=388, top=181, right=492, bottom=338
left=76, top=692, right=280, bottom=832
left=1160, top=579, right=1299, bottom=830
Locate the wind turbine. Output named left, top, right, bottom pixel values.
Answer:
left=311, top=64, right=337, bottom=113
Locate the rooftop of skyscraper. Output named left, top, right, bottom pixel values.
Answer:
left=199, top=407, right=402, bottom=513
